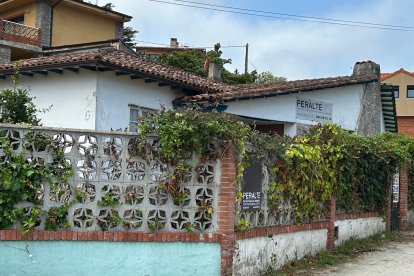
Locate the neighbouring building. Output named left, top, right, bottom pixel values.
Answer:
left=135, top=38, right=205, bottom=61
left=0, top=49, right=396, bottom=136
left=0, top=0, right=131, bottom=62
left=381, top=68, right=414, bottom=136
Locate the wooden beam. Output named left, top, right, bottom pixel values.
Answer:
left=171, top=86, right=180, bottom=90
left=63, top=67, right=79, bottom=73
left=33, top=70, right=48, bottom=76
left=131, top=75, right=144, bottom=80
left=158, top=83, right=170, bottom=87
left=115, top=70, right=129, bottom=76
left=21, top=72, right=34, bottom=77
left=48, top=68, right=63, bottom=74
left=98, top=67, right=113, bottom=72
left=80, top=65, right=97, bottom=71
left=145, top=79, right=157, bottom=83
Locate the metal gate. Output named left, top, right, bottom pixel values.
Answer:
left=391, top=173, right=400, bottom=231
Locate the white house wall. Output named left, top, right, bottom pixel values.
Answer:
left=225, top=85, right=365, bottom=133
left=0, top=70, right=97, bottom=129
left=96, top=71, right=184, bottom=131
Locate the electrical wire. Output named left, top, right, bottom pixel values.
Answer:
left=136, top=40, right=246, bottom=49
left=148, top=0, right=414, bottom=32
left=170, top=0, right=414, bottom=30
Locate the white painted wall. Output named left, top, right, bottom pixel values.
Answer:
left=408, top=211, right=414, bottom=225
left=95, top=71, right=184, bottom=131
left=233, top=230, right=327, bottom=275
left=226, top=85, right=365, bottom=135
left=0, top=70, right=97, bottom=129
left=334, top=217, right=386, bottom=247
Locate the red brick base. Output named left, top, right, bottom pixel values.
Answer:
left=397, top=116, right=414, bottom=137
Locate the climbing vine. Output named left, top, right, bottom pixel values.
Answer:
left=0, top=133, right=73, bottom=234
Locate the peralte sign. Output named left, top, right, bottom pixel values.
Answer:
left=296, top=97, right=333, bottom=123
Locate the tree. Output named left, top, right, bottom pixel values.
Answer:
left=256, top=71, right=287, bottom=84
left=158, top=50, right=208, bottom=77
left=157, top=43, right=261, bottom=85
left=101, top=2, right=114, bottom=10
left=0, top=87, right=41, bottom=125
left=122, top=26, right=138, bottom=47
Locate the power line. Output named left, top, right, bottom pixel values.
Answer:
left=171, top=0, right=414, bottom=30
left=136, top=40, right=245, bottom=49
left=148, top=0, right=414, bottom=32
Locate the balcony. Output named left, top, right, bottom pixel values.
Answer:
left=0, top=19, right=41, bottom=47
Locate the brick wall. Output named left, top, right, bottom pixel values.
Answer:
left=399, top=166, right=409, bottom=231
left=217, top=147, right=237, bottom=276
left=397, top=116, right=414, bottom=137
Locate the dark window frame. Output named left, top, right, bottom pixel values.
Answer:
left=407, top=85, right=414, bottom=98
left=393, top=86, right=399, bottom=98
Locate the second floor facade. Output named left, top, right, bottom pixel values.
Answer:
left=0, top=0, right=131, bottom=62
left=381, top=68, right=414, bottom=117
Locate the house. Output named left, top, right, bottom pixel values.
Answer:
left=0, top=0, right=131, bottom=62
left=178, top=61, right=397, bottom=136
left=0, top=48, right=396, bottom=136
left=135, top=38, right=205, bottom=61
left=381, top=68, right=414, bottom=136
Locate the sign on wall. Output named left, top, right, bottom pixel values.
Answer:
left=240, top=155, right=263, bottom=211
left=392, top=173, right=400, bottom=204
left=296, top=97, right=333, bottom=123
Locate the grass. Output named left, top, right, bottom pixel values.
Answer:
left=261, top=231, right=407, bottom=276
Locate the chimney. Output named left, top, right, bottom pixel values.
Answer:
left=352, top=60, right=382, bottom=136
left=352, top=60, right=380, bottom=77
left=208, top=62, right=222, bottom=82
left=170, top=38, right=178, bottom=48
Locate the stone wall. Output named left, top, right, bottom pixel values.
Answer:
left=36, top=0, right=52, bottom=47
left=353, top=61, right=382, bottom=135
left=0, top=44, right=11, bottom=64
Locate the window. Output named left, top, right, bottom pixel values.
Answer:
left=393, top=86, right=399, bottom=98
left=129, top=106, right=155, bottom=132
left=407, top=85, right=414, bottom=98
left=7, top=15, right=24, bottom=24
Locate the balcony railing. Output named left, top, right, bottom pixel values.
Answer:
left=0, top=19, right=41, bottom=47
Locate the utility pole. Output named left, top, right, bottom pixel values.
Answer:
left=244, top=43, right=249, bottom=74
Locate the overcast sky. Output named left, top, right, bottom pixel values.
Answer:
left=100, top=0, right=413, bottom=80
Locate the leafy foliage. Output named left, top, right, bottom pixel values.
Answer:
left=157, top=43, right=263, bottom=84
left=0, top=135, right=73, bottom=233
left=255, top=71, right=287, bottom=84
left=123, top=26, right=138, bottom=47
left=0, top=88, right=41, bottom=125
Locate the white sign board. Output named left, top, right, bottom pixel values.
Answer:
left=296, top=97, right=333, bottom=123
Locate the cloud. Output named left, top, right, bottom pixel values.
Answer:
left=110, top=0, right=414, bottom=79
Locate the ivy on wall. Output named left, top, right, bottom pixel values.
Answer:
left=1, top=108, right=414, bottom=233
left=0, top=133, right=72, bottom=234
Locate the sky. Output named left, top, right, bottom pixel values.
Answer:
left=98, top=0, right=413, bottom=80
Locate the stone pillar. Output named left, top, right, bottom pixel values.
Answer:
left=36, top=0, right=52, bottom=47
left=399, top=166, right=409, bottom=231
left=115, top=22, right=124, bottom=39
left=353, top=61, right=382, bottom=135
left=218, top=147, right=237, bottom=275
left=208, top=62, right=222, bottom=83
left=0, top=44, right=11, bottom=64
left=325, top=195, right=336, bottom=251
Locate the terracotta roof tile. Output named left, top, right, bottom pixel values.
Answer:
left=179, top=74, right=379, bottom=102
left=0, top=48, right=228, bottom=93
left=381, top=68, right=414, bottom=81
left=0, top=49, right=379, bottom=101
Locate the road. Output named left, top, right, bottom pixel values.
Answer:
left=311, top=232, right=414, bottom=276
